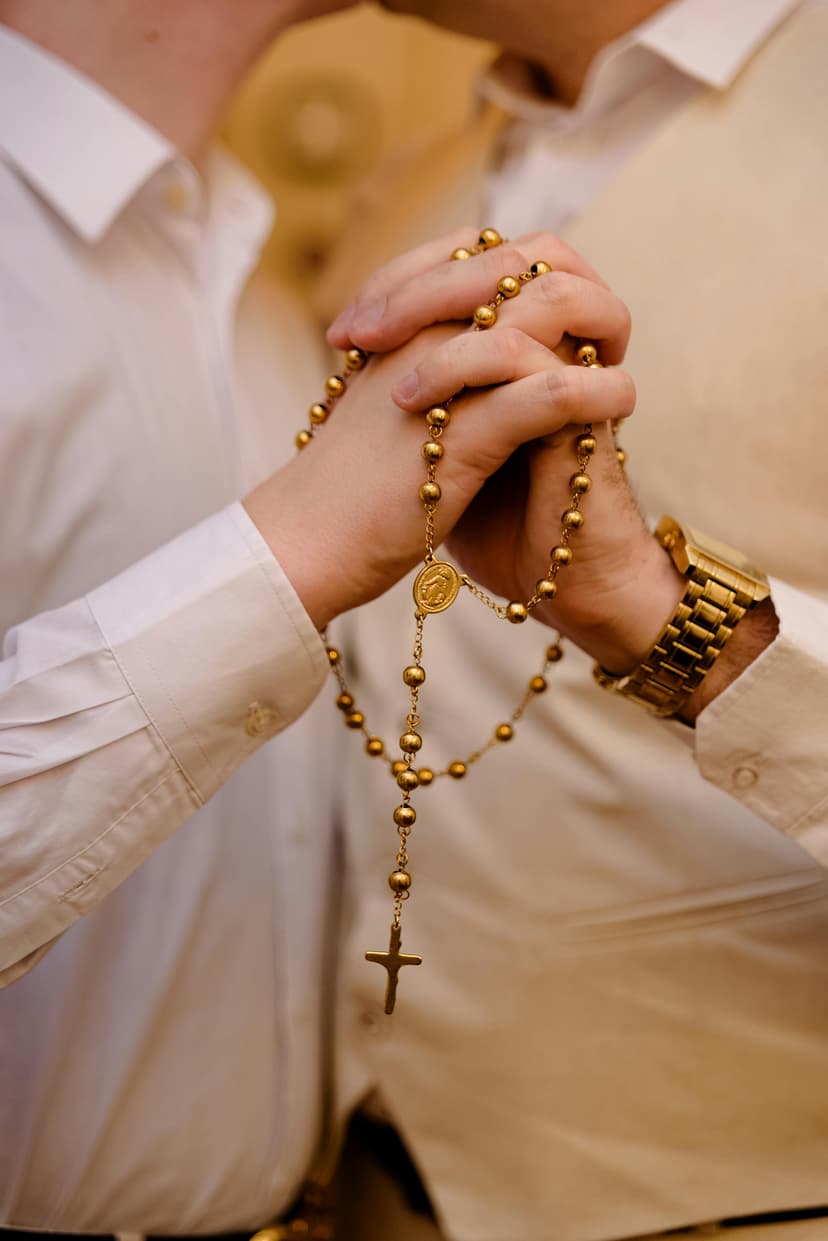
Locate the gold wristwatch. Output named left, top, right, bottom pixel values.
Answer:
left=593, top=515, right=771, bottom=717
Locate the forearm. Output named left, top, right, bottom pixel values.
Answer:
left=0, top=504, right=327, bottom=984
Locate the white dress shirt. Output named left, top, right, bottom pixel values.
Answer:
left=0, top=26, right=340, bottom=1232
left=338, top=3, right=828, bottom=1239
left=1, top=3, right=827, bottom=1239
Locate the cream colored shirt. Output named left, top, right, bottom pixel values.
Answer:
left=479, top=0, right=809, bottom=239
left=339, top=3, right=828, bottom=1240
left=0, top=26, right=339, bottom=1233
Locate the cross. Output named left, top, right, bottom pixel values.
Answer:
left=365, top=923, right=422, bottom=1015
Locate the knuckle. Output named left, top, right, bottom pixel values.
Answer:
left=499, top=244, right=532, bottom=274
left=450, top=330, right=480, bottom=366
left=535, top=270, right=574, bottom=310
left=432, top=331, right=477, bottom=387
left=495, top=326, right=530, bottom=365
left=535, top=231, right=565, bottom=255
left=543, top=366, right=574, bottom=409
left=351, top=284, right=379, bottom=316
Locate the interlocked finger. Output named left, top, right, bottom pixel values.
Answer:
left=332, top=229, right=612, bottom=354
left=461, top=364, right=637, bottom=461
left=392, top=287, right=628, bottom=412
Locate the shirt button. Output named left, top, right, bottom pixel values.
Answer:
left=245, top=701, right=275, bottom=737
left=732, top=765, right=758, bottom=790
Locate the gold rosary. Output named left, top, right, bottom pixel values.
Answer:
left=293, top=229, right=622, bottom=1014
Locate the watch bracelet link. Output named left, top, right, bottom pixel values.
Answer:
left=593, top=557, right=760, bottom=717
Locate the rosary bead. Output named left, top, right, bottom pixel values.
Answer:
left=506, top=601, right=529, bottom=624
left=448, top=761, right=467, bottom=779
left=403, top=665, right=426, bottom=687
left=562, top=508, right=585, bottom=530
left=397, top=768, right=420, bottom=792
left=497, top=275, right=521, bottom=298
left=495, top=723, right=514, bottom=742
left=536, top=578, right=558, bottom=601
left=327, top=647, right=341, bottom=666
left=546, top=643, right=564, bottom=662
left=394, top=805, right=417, bottom=829
left=473, top=305, right=498, bottom=329
left=417, top=767, right=435, bottom=785
left=400, top=731, right=423, bottom=753
left=530, top=675, right=548, bottom=694
left=389, top=870, right=412, bottom=893
left=419, top=481, right=442, bottom=503
left=422, top=440, right=444, bottom=463
left=576, top=434, right=597, bottom=456
left=366, top=737, right=385, bottom=757
left=427, top=406, right=450, bottom=429
left=478, top=227, right=503, bottom=249
left=295, top=429, right=313, bottom=450
left=391, top=760, right=408, bottom=777
left=336, top=692, right=354, bottom=711
left=530, top=260, right=552, bottom=276
left=451, top=247, right=473, bottom=261
left=576, top=343, right=599, bottom=366
left=616, top=448, right=627, bottom=467
left=551, top=545, right=574, bottom=566
left=570, top=472, right=592, bottom=493
left=309, top=402, right=328, bottom=425
left=324, top=374, right=346, bottom=399
left=344, top=347, right=367, bottom=372
left=345, top=711, right=365, bottom=729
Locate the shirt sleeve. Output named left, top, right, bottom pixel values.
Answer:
left=0, top=501, right=328, bottom=984
left=695, top=577, right=828, bottom=866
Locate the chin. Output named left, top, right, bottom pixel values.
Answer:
left=377, top=0, right=432, bottom=15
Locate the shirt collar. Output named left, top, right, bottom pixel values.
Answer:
left=479, top=0, right=802, bottom=127
left=0, top=24, right=175, bottom=243
left=635, top=0, right=803, bottom=90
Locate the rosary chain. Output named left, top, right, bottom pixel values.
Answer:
left=293, top=227, right=627, bottom=1012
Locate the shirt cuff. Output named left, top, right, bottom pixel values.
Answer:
left=695, top=577, right=828, bottom=864
left=86, top=502, right=328, bottom=802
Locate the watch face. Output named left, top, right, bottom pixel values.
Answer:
left=657, top=516, right=769, bottom=591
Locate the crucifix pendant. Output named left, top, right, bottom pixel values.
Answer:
left=365, top=923, right=422, bottom=1014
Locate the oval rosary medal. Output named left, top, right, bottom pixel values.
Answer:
left=293, top=229, right=624, bottom=1014
left=413, top=560, right=462, bottom=614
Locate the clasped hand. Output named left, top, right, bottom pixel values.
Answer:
left=246, top=228, right=683, bottom=673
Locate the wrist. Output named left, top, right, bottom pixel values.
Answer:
left=591, top=515, right=775, bottom=720
left=678, top=596, right=779, bottom=723
left=564, top=536, right=685, bottom=673
left=243, top=482, right=338, bottom=633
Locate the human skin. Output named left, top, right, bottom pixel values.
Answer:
left=377, top=0, right=669, bottom=105
left=3, top=0, right=776, bottom=717
left=0, top=0, right=640, bottom=644
left=330, top=234, right=779, bottom=721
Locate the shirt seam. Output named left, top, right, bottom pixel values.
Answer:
left=83, top=597, right=209, bottom=805
left=0, top=767, right=184, bottom=911
left=786, top=785, right=828, bottom=840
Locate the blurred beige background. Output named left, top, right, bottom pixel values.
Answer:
left=223, top=4, right=492, bottom=302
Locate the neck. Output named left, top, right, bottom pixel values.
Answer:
left=529, top=0, right=668, bottom=105
left=0, top=0, right=304, bottom=164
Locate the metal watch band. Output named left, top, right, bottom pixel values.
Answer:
left=593, top=563, right=759, bottom=717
